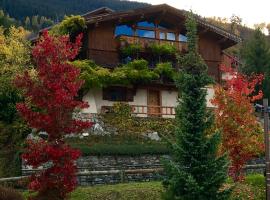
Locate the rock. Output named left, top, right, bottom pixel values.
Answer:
left=38, top=131, right=48, bottom=139
left=144, top=132, right=161, bottom=141
left=82, top=132, right=89, bottom=137
left=94, top=123, right=104, bottom=133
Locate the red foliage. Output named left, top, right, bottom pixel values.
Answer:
left=15, top=31, right=92, bottom=199
left=211, top=64, right=264, bottom=182
left=22, top=140, right=81, bottom=198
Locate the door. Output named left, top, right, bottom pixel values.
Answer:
left=148, top=89, right=161, bottom=116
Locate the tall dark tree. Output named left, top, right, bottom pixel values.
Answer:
left=240, top=28, right=270, bottom=99
left=162, top=14, right=230, bottom=200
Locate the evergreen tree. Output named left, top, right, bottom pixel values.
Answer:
left=240, top=28, right=270, bottom=99
left=24, top=16, right=31, bottom=30
left=162, top=14, right=230, bottom=200
left=31, top=15, right=39, bottom=32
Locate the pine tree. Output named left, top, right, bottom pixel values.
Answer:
left=240, top=28, right=270, bottom=99
left=24, top=16, right=31, bottom=30
left=162, top=14, right=230, bottom=200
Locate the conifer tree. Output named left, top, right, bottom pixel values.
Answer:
left=240, top=28, right=270, bottom=99
left=162, top=14, right=230, bottom=200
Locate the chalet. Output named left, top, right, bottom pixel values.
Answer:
left=74, top=4, right=241, bottom=118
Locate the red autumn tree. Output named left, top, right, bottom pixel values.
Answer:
left=15, top=31, right=92, bottom=199
left=211, top=64, right=264, bottom=182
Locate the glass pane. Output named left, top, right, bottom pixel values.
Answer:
left=179, top=34, right=187, bottom=42
left=160, top=32, right=166, bottom=40
left=137, top=21, right=155, bottom=28
left=110, top=88, right=126, bottom=101
left=167, top=32, right=176, bottom=41
left=137, top=29, right=155, bottom=38
left=115, top=25, right=133, bottom=36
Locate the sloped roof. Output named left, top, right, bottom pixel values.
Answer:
left=82, top=7, right=114, bottom=20
left=84, top=4, right=242, bottom=45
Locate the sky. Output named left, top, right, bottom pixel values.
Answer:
left=136, top=0, right=270, bottom=28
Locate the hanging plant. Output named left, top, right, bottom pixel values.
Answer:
left=147, top=43, right=177, bottom=62
left=120, top=43, right=142, bottom=59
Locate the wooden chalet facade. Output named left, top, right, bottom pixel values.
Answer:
left=76, top=4, right=241, bottom=118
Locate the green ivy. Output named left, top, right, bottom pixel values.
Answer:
left=148, top=43, right=177, bottom=61
left=120, top=43, right=142, bottom=58
left=72, top=59, right=175, bottom=91
left=50, top=15, right=86, bottom=38
left=154, top=62, right=175, bottom=80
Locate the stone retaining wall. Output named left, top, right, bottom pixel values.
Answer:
left=22, top=155, right=266, bottom=186
left=22, top=155, right=166, bottom=185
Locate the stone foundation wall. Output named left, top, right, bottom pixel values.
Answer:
left=22, top=155, right=266, bottom=186
left=22, top=155, right=165, bottom=185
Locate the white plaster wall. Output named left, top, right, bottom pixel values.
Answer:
left=205, top=85, right=215, bottom=108
left=82, top=88, right=148, bottom=117
left=82, top=90, right=97, bottom=113
left=222, top=72, right=234, bottom=80
left=129, top=89, right=148, bottom=117
left=161, top=90, right=178, bottom=118
left=82, top=86, right=216, bottom=117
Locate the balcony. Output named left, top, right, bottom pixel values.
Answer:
left=117, top=35, right=188, bottom=53
left=101, top=105, right=176, bottom=117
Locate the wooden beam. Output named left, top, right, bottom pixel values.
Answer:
left=218, top=37, right=228, bottom=44
left=199, top=28, right=210, bottom=35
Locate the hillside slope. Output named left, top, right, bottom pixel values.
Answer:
left=0, top=0, right=149, bottom=21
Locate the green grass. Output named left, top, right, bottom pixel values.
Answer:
left=23, top=174, right=266, bottom=200
left=71, top=182, right=163, bottom=200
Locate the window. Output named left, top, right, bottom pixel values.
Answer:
left=136, top=29, right=155, bottom=38
left=179, top=34, right=187, bottom=42
left=115, top=25, right=133, bottom=36
left=167, top=32, right=176, bottom=41
left=137, top=21, right=155, bottom=28
left=103, top=87, right=134, bottom=102
left=159, top=32, right=166, bottom=40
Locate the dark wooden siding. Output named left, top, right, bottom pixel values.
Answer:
left=87, top=22, right=119, bottom=66
left=199, top=33, right=222, bottom=82
left=86, top=22, right=223, bottom=82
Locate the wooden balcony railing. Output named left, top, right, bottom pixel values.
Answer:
left=101, top=105, right=176, bottom=116
left=131, top=105, right=175, bottom=116
left=117, top=35, right=188, bottom=53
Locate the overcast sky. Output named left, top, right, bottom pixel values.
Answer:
left=136, top=0, right=270, bottom=28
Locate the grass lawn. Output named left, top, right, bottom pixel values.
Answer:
left=71, top=182, right=163, bottom=200
left=23, top=174, right=266, bottom=200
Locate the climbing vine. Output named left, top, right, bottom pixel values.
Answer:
left=73, top=59, right=176, bottom=92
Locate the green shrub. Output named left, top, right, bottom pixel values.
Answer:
left=0, top=119, right=30, bottom=177
left=121, top=44, right=142, bottom=58
left=112, top=102, right=132, bottom=117
left=72, top=143, right=170, bottom=156
left=0, top=186, right=24, bottom=200
left=101, top=113, right=175, bottom=140
left=72, top=59, right=160, bottom=90
left=154, top=62, right=175, bottom=79
left=244, top=174, right=264, bottom=187
left=50, top=15, right=86, bottom=38
left=148, top=43, right=177, bottom=57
